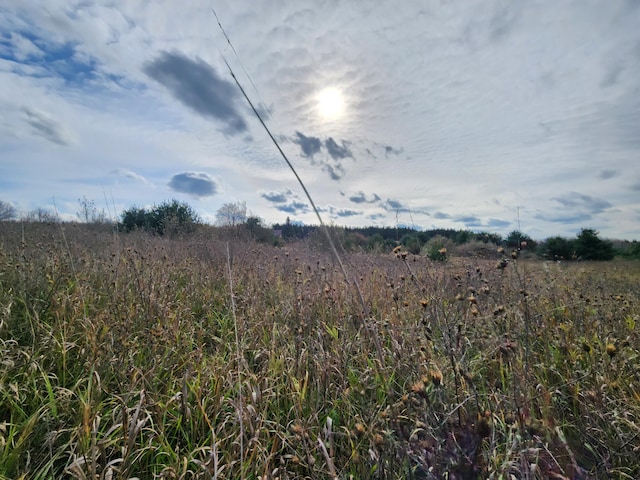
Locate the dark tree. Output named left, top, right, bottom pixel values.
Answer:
left=574, top=228, right=614, bottom=261
left=119, top=200, right=200, bottom=235
left=505, top=230, right=536, bottom=250
left=539, top=236, right=575, bottom=260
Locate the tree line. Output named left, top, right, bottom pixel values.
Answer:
left=1, top=198, right=635, bottom=260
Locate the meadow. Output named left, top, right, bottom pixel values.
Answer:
left=0, top=222, right=638, bottom=479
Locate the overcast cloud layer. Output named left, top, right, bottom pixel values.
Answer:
left=1, top=1, right=639, bottom=239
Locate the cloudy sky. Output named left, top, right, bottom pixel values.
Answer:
left=1, top=1, right=639, bottom=240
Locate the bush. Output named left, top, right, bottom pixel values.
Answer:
left=119, top=199, right=200, bottom=235
left=422, top=235, right=453, bottom=261
left=539, top=236, right=575, bottom=260
left=574, top=228, right=614, bottom=261
left=455, top=240, right=501, bottom=258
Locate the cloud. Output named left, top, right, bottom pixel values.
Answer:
left=367, top=213, right=385, bottom=221
left=598, top=169, right=617, bottom=179
left=293, top=131, right=321, bottom=158
left=327, top=206, right=361, bottom=218
left=291, top=132, right=351, bottom=180
left=276, top=201, right=310, bottom=214
left=8, top=33, right=45, bottom=62
left=535, top=212, right=592, bottom=224
left=324, top=163, right=344, bottom=181
left=348, top=191, right=381, bottom=204
left=168, top=172, right=218, bottom=197
left=487, top=218, right=511, bottom=228
left=487, top=2, right=522, bottom=42
left=381, top=198, right=410, bottom=212
left=262, top=189, right=312, bottom=215
left=325, top=137, right=352, bottom=159
left=144, top=51, right=247, bottom=135
left=260, top=189, right=293, bottom=203
left=433, top=211, right=451, bottom=219
left=551, top=192, right=612, bottom=214
left=453, top=215, right=483, bottom=227
left=111, top=168, right=149, bottom=184
left=384, top=146, right=403, bottom=158
left=21, top=106, right=74, bottom=146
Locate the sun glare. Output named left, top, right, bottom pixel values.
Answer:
left=317, top=87, right=344, bottom=119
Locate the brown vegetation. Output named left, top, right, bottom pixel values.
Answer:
left=1, top=222, right=638, bottom=478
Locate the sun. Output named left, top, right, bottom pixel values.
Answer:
left=316, top=87, right=344, bottom=119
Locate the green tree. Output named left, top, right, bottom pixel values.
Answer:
left=119, top=200, right=200, bottom=235
left=574, top=228, right=614, bottom=261
left=367, top=233, right=386, bottom=252
left=422, top=235, right=451, bottom=261
left=505, top=230, right=536, bottom=251
left=244, top=216, right=276, bottom=243
left=400, top=234, right=422, bottom=254
left=454, top=230, right=473, bottom=245
left=119, top=206, right=148, bottom=232
left=539, top=236, right=575, bottom=260
left=615, top=241, right=640, bottom=259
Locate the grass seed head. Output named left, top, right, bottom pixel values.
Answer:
left=354, top=422, right=366, bottom=436
left=430, top=369, right=443, bottom=387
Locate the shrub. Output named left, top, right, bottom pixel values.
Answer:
left=422, top=235, right=453, bottom=260
left=574, top=228, right=614, bottom=261
left=119, top=199, right=200, bottom=235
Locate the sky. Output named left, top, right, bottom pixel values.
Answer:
left=1, top=1, right=639, bottom=240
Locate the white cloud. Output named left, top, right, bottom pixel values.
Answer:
left=0, top=1, right=638, bottom=239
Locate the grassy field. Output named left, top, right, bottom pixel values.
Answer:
left=1, top=222, right=638, bottom=479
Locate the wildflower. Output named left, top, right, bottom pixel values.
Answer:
left=354, top=422, right=366, bottom=436
left=430, top=369, right=443, bottom=387
left=420, top=299, right=429, bottom=308
left=606, top=343, right=617, bottom=358
left=410, top=379, right=425, bottom=395
left=290, top=423, right=305, bottom=437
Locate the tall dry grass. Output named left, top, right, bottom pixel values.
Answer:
left=0, top=221, right=638, bottom=478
